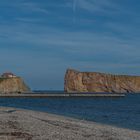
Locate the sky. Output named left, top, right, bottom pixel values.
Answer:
left=0, top=0, right=140, bottom=90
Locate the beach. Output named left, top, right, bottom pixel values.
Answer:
left=0, top=107, right=139, bottom=140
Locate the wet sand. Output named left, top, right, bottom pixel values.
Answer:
left=0, top=107, right=139, bottom=140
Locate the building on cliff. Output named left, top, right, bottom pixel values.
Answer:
left=1, top=72, right=17, bottom=78
left=0, top=72, right=31, bottom=94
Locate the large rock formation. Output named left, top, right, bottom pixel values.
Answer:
left=0, top=77, right=31, bottom=94
left=64, top=69, right=140, bottom=93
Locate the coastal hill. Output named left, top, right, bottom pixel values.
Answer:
left=64, top=69, right=140, bottom=93
left=0, top=72, right=31, bottom=94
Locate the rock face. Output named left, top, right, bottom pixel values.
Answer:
left=64, top=69, right=140, bottom=93
left=0, top=77, right=31, bottom=94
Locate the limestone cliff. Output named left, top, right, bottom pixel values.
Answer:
left=0, top=77, right=31, bottom=94
left=64, top=69, right=140, bottom=93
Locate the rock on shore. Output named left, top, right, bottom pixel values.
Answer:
left=64, top=69, right=140, bottom=93
left=0, top=77, right=31, bottom=94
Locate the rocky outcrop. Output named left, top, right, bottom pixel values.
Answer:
left=64, top=69, right=140, bottom=93
left=0, top=77, right=31, bottom=94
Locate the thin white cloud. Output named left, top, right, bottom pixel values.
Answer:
left=20, top=2, right=48, bottom=14
left=73, top=0, right=77, bottom=14
left=73, top=0, right=77, bottom=23
left=1, top=1, right=48, bottom=15
left=75, top=0, right=135, bottom=18
left=0, top=22, right=139, bottom=60
left=76, top=0, right=118, bottom=13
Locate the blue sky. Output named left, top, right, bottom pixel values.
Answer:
left=0, top=0, right=140, bottom=90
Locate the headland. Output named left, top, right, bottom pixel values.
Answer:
left=0, top=72, right=31, bottom=94
left=65, top=69, right=140, bottom=93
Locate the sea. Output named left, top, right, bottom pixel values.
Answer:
left=0, top=91, right=140, bottom=131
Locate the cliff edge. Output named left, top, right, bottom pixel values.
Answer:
left=0, top=77, right=31, bottom=94
left=64, top=69, right=140, bottom=93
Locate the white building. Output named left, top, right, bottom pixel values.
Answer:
left=1, top=72, right=17, bottom=78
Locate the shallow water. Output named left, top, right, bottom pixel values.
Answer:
left=0, top=93, right=140, bottom=131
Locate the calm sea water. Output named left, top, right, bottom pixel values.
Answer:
left=0, top=93, right=140, bottom=131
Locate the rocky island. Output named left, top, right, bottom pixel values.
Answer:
left=0, top=72, right=31, bottom=94
left=64, top=69, right=140, bottom=93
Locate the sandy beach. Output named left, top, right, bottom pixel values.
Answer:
left=0, top=107, right=139, bottom=140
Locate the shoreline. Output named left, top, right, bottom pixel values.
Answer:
left=0, top=107, right=139, bottom=140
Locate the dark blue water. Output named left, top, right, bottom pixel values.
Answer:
left=0, top=94, right=140, bottom=131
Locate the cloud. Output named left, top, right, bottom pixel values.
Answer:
left=21, top=2, right=48, bottom=14
left=0, top=21, right=139, bottom=61
left=0, top=0, right=48, bottom=16
left=72, top=0, right=77, bottom=22
left=75, top=0, right=118, bottom=14
left=73, top=0, right=77, bottom=13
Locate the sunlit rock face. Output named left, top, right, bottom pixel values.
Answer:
left=0, top=77, right=31, bottom=94
left=64, top=69, right=140, bottom=93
